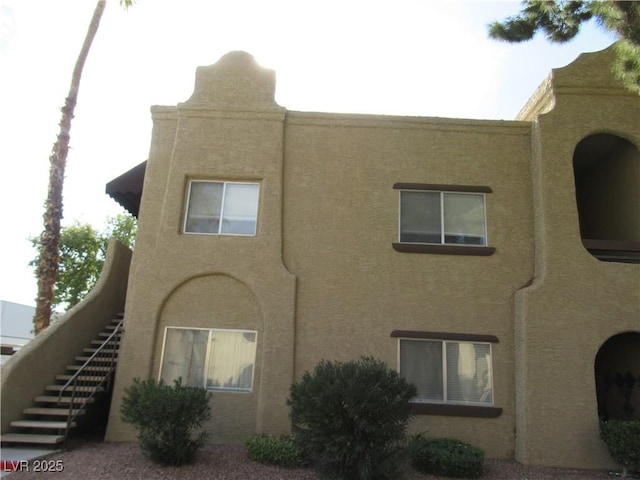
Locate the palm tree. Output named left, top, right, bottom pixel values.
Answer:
left=34, top=0, right=134, bottom=334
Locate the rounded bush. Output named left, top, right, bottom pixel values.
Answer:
left=288, top=356, right=417, bottom=480
left=245, top=434, right=307, bottom=468
left=600, top=420, right=640, bottom=475
left=408, top=434, right=485, bottom=479
left=120, top=378, right=212, bottom=466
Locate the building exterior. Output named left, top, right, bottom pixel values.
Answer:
left=0, top=300, right=35, bottom=363
left=104, top=46, right=639, bottom=469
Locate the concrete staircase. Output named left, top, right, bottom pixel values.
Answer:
left=0, top=315, right=123, bottom=446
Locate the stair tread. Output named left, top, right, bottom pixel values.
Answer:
left=75, top=356, right=118, bottom=362
left=23, top=407, right=85, bottom=416
left=35, top=396, right=95, bottom=404
left=0, top=433, right=65, bottom=445
left=10, top=420, right=75, bottom=429
left=56, top=374, right=105, bottom=382
left=45, top=385, right=104, bottom=392
left=66, top=365, right=112, bottom=371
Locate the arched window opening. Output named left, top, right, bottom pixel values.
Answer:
left=594, top=332, right=640, bottom=423
left=574, top=134, right=640, bottom=263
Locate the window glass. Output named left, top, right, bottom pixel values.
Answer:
left=206, top=330, right=257, bottom=391
left=446, top=342, right=493, bottom=404
left=160, top=327, right=258, bottom=392
left=184, top=181, right=259, bottom=235
left=400, top=191, right=441, bottom=243
left=399, top=190, right=488, bottom=246
left=400, top=339, right=443, bottom=401
left=443, top=193, right=486, bottom=245
left=220, top=183, right=260, bottom=235
left=399, top=338, right=493, bottom=405
left=185, top=182, right=223, bottom=234
left=160, top=328, right=208, bottom=387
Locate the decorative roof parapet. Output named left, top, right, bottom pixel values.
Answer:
left=516, top=43, right=631, bottom=121
left=181, top=51, right=281, bottom=111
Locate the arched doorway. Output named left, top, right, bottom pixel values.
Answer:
left=573, top=133, right=640, bottom=263
left=594, top=332, right=640, bottom=422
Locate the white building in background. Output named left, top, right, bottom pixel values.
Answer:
left=0, top=300, right=34, bottom=363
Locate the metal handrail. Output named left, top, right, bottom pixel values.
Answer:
left=57, top=318, right=124, bottom=439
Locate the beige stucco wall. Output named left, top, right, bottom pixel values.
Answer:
left=282, top=113, right=533, bottom=459
left=106, top=46, right=638, bottom=470
left=106, top=52, right=296, bottom=443
left=514, top=47, right=640, bottom=469
left=0, top=239, right=131, bottom=434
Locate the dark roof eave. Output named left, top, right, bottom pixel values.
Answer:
left=105, top=161, right=147, bottom=218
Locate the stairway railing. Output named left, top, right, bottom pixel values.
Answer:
left=57, top=318, right=123, bottom=439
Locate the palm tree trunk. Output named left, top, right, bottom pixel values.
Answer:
left=34, top=0, right=107, bottom=334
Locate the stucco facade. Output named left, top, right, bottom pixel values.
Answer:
left=105, top=46, right=639, bottom=469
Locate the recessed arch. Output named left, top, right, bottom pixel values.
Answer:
left=594, top=332, right=640, bottom=422
left=573, top=133, right=640, bottom=263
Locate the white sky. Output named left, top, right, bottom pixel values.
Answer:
left=0, top=0, right=616, bottom=307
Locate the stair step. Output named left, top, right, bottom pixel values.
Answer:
left=23, top=407, right=86, bottom=416
left=98, top=332, right=121, bottom=338
left=83, top=348, right=118, bottom=354
left=35, top=396, right=95, bottom=404
left=66, top=365, right=113, bottom=372
left=56, top=374, right=105, bottom=382
left=91, top=340, right=119, bottom=346
left=0, top=433, right=65, bottom=445
left=10, top=420, right=76, bottom=429
left=45, top=385, right=104, bottom=393
left=75, top=355, right=117, bottom=362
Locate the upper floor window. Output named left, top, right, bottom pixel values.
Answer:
left=184, top=181, right=259, bottom=236
left=399, top=190, right=488, bottom=246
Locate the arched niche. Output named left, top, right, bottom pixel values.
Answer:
left=594, top=332, right=640, bottom=422
left=573, top=134, right=640, bottom=263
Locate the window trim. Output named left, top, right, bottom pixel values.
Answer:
left=158, top=326, right=258, bottom=393
left=183, top=180, right=260, bottom=236
left=393, top=183, right=495, bottom=256
left=392, top=330, right=502, bottom=418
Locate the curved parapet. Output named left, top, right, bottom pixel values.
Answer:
left=0, top=239, right=132, bottom=434
left=183, top=51, right=281, bottom=111
left=516, top=44, right=626, bottom=121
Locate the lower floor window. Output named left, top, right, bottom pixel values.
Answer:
left=399, top=338, right=493, bottom=405
left=160, top=327, right=257, bottom=392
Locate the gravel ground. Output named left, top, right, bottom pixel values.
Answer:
left=5, top=441, right=615, bottom=480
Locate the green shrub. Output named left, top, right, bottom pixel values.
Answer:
left=408, top=434, right=485, bottom=479
left=600, top=420, right=640, bottom=476
left=245, top=434, right=307, bottom=468
left=120, top=378, right=212, bottom=466
left=288, top=356, right=417, bottom=480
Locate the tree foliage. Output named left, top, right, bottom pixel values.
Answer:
left=488, top=1, right=640, bottom=94
left=31, top=214, right=136, bottom=312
